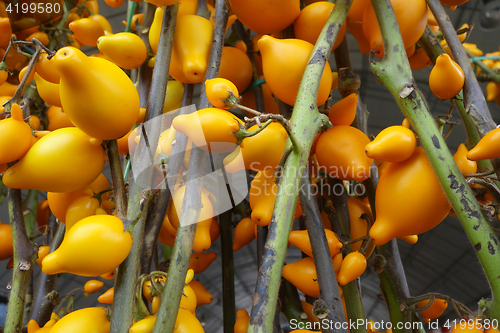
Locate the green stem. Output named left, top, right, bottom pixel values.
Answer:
left=371, top=0, right=500, bottom=320
left=247, top=1, right=353, bottom=332
left=106, top=140, right=127, bottom=218
left=125, top=1, right=137, bottom=33
left=373, top=241, right=412, bottom=333
left=4, top=187, right=38, bottom=333
left=22, top=190, right=38, bottom=237
left=467, top=50, right=500, bottom=84
left=280, top=280, right=309, bottom=326
left=110, top=5, right=178, bottom=332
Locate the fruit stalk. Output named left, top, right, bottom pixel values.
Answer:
left=29, top=221, right=64, bottom=326
left=247, top=1, right=353, bottom=332
left=328, top=177, right=367, bottom=333
left=370, top=0, right=500, bottom=320
left=4, top=187, right=38, bottom=333
left=373, top=240, right=412, bottom=333
left=153, top=0, right=229, bottom=331
left=106, top=140, right=127, bottom=218
left=110, top=4, right=178, bottom=332
left=299, top=171, right=346, bottom=333
left=417, top=27, right=494, bottom=173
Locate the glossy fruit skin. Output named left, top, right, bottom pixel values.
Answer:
left=46, top=106, right=75, bottom=131
left=4, top=128, right=105, bottom=192
left=453, top=143, right=477, bottom=175
left=417, top=298, right=447, bottom=322
left=69, top=18, right=105, bottom=47
left=54, top=47, right=140, bottom=140
left=174, top=308, right=205, bottom=333
left=294, top=2, right=346, bottom=52
left=83, top=279, right=104, bottom=295
left=363, top=0, right=427, bottom=58
left=188, top=252, right=217, bottom=274
left=249, top=169, right=303, bottom=226
left=289, top=229, right=343, bottom=258
left=259, top=36, right=332, bottom=106
left=224, top=122, right=287, bottom=173
left=41, top=215, right=133, bottom=276
left=409, top=47, right=432, bottom=70
left=172, top=108, right=242, bottom=153
left=337, top=251, right=367, bottom=285
left=168, top=185, right=214, bottom=253
left=234, top=309, right=250, bottom=333
left=205, top=78, right=239, bottom=109
left=369, top=147, right=451, bottom=245
left=164, top=80, right=185, bottom=113
left=189, top=280, right=213, bottom=306
left=129, top=315, right=156, bottom=333
left=97, top=287, right=114, bottom=304
left=365, top=125, right=417, bottom=163
left=50, top=307, right=110, bottom=333
left=34, top=73, right=62, bottom=107
left=467, top=128, right=500, bottom=161
left=47, top=173, right=110, bottom=222
left=170, top=15, right=213, bottom=84
left=345, top=0, right=371, bottom=54
left=0, top=103, right=32, bottom=163
left=180, top=283, right=197, bottom=313
left=218, top=46, right=253, bottom=92
left=0, top=223, right=13, bottom=261
left=65, top=195, right=101, bottom=231
left=329, top=93, right=358, bottom=126
left=149, top=7, right=163, bottom=54
left=229, top=0, right=300, bottom=33
left=283, top=257, right=321, bottom=297
left=315, top=125, right=373, bottom=181
left=233, top=217, right=256, bottom=251
left=36, top=246, right=50, bottom=268
left=429, top=54, right=464, bottom=100
left=36, top=200, right=50, bottom=231
left=346, top=198, right=375, bottom=257
left=97, top=33, right=147, bottom=69
left=89, top=14, right=113, bottom=35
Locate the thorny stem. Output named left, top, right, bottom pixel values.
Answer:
left=247, top=1, right=353, bottom=332
left=153, top=0, right=229, bottom=331
left=110, top=4, right=178, bottom=333
left=4, top=186, right=38, bottom=333
left=372, top=0, right=500, bottom=320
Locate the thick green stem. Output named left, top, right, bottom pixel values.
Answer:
left=373, top=241, right=412, bottom=333
left=107, top=140, right=127, bottom=218
left=371, top=0, right=500, bottom=320
left=247, top=1, right=352, bottom=332
left=110, top=5, right=178, bottom=332
left=22, top=190, right=38, bottom=238
left=5, top=187, right=38, bottom=333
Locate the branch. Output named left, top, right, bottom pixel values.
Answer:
left=247, top=1, right=353, bottom=332
left=29, top=221, right=64, bottom=326
left=4, top=186, right=38, bottom=333
left=106, top=140, right=127, bottom=218
left=371, top=0, right=500, bottom=320
left=110, top=4, right=178, bottom=332
left=299, top=170, right=345, bottom=333
left=372, top=241, right=412, bottom=333
left=153, top=0, right=229, bottom=331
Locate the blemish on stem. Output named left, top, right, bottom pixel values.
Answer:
left=448, top=173, right=459, bottom=189
left=489, top=242, right=496, bottom=255
left=432, top=135, right=440, bottom=149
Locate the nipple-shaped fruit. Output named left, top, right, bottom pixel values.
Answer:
left=97, top=32, right=147, bottom=69
left=288, top=229, right=343, bottom=257
left=429, top=53, right=464, bottom=100
left=453, top=143, right=477, bottom=175
left=234, top=309, right=250, bottom=333
left=49, top=307, right=110, bottom=333
left=258, top=35, right=332, bottom=106
left=0, top=103, right=32, bottom=163
left=467, top=127, right=500, bottom=161
left=3, top=128, right=105, bottom=192
left=328, top=93, right=358, bottom=126
left=369, top=147, right=451, bottom=245
left=54, top=46, right=140, bottom=140
left=337, top=251, right=367, bottom=285
left=42, top=215, right=132, bottom=276
left=365, top=125, right=417, bottom=163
